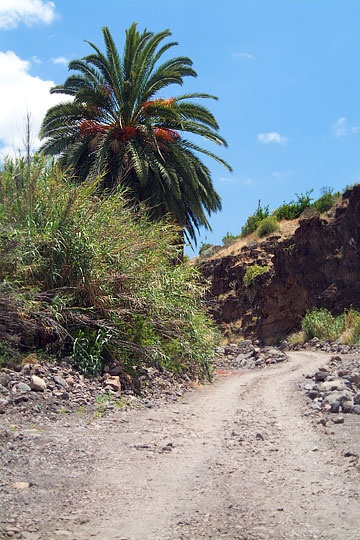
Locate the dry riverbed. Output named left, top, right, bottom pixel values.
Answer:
left=1, top=351, right=360, bottom=540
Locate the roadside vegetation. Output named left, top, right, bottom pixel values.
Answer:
left=301, top=307, right=360, bottom=344
left=0, top=156, right=219, bottom=380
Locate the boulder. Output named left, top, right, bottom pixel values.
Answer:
left=103, top=375, right=121, bottom=393
left=30, top=375, right=46, bottom=391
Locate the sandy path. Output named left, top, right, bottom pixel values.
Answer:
left=2, top=351, right=360, bottom=540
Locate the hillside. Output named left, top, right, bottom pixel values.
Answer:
left=198, top=185, right=360, bottom=340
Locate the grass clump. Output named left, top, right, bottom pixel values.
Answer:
left=256, top=216, right=279, bottom=238
left=0, top=156, right=218, bottom=380
left=301, top=307, right=360, bottom=344
left=243, top=265, right=270, bottom=288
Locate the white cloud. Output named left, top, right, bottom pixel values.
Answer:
left=31, top=55, right=42, bottom=64
left=52, top=56, right=68, bottom=66
left=0, top=50, right=63, bottom=157
left=257, top=132, right=288, bottom=145
left=272, top=171, right=293, bottom=179
left=219, top=177, right=234, bottom=183
left=232, top=51, right=256, bottom=60
left=333, top=117, right=347, bottom=137
left=0, top=0, right=56, bottom=29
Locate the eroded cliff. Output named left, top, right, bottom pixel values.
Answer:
left=199, top=185, right=360, bottom=339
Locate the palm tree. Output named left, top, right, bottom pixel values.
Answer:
left=40, top=24, right=231, bottom=243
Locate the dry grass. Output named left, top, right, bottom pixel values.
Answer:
left=287, top=330, right=307, bottom=345
left=204, top=219, right=300, bottom=261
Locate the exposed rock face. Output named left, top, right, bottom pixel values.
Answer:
left=199, top=185, right=360, bottom=339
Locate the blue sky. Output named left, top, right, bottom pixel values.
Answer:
left=1, top=1, right=360, bottom=254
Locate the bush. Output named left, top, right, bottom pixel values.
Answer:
left=240, top=201, right=270, bottom=238
left=275, top=190, right=313, bottom=221
left=198, top=242, right=214, bottom=259
left=256, top=216, right=279, bottom=238
left=314, top=191, right=334, bottom=214
left=299, top=207, right=319, bottom=220
left=301, top=308, right=344, bottom=341
left=0, top=156, right=219, bottom=380
left=301, top=307, right=360, bottom=344
left=243, top=264, right=270, bottom=288
left=222, top=232, right=240, bottom=246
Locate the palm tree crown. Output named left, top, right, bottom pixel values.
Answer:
left=40, top=24, right=231, bottom=242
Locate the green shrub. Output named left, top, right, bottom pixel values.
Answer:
left=240, top=201, right=270, bottom=238
left=301, top=307, right=360, bottom=344
left=301, top=308, right=344, bottom=341
left=243, top=265, right=270, bottom=288
left=275, top=190, right=313, bottom=221
left=0, top=156, right=219, bottom=380
left=314, top=193, right=333, bottom=213
left=256, top=216, right=279, bottom=238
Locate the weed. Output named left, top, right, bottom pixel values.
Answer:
left=243, top=265, right=270, bottom=288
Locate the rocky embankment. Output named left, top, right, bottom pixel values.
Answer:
left=300, top=350, right=360, bottom=421
left=0, top=359, right=193, bottom=421
left=199, top=184, right=360, bottom=339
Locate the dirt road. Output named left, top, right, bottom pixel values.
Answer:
left=2, top=351, right=360, bottom=540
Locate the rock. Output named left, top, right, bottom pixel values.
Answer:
left=350, top=373, right=360, bottom=385
left=315, top=371, right=328, bottom=382
left=354, top=393, right=360, bottom=405
left=12, top=481, right=30, bottom=489
left=109, top=366, right=123, bottom=376
left=351, top=405, right=360, bottom=414
left=0, top=397, right=8, bottom=413
left=30, top=375, right=46, bottom=391
left=324, top=390, right=352, bottom=406
left=319, top=365, right=331, bottom=373
left=318, top=379, right=347, bottom=392
left=18, top=382, right=31, bottom=392
left=331, top=415, right=344, bottom=424
left=0, top=372, right=11, bottom=387
left=0, top=383, right=9, bottom=395
left=344, top=451, right=358, bottom=458
left=65, top=376, right=75, bottom=386
left=341, top=400, right=354, bottom=413
left=103, top=375, right=121, bottom=392
left=145, top=401, right=154, bottom=408
left=308, top=390, right=319, bottom=400
left=54, top=375, right=68, bottom=387
left=330, top=401, right=341, bottom=413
